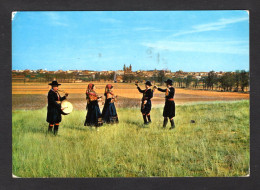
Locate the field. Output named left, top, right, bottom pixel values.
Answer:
left=12, top=82, right=250, bottom=177
left=12, top=82, right=249, bottom=110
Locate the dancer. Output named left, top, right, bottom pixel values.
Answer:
left=154, top=79, right=175, bottom=129
left=135, top=81, right=153, bottom=125
left=46, top=80, right=69, bottom=135
left=102, top=84, right=119, bottom=124
left=84, top=83, right=103, bottom=128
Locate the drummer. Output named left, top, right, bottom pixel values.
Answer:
left=46, top=81, right=69, bottom=135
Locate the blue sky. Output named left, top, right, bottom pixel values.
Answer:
left=12, top=11, right=249, bottom=72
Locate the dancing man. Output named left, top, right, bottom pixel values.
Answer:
left=135, top=81, right=153, bottom=125
left=154, top=79, right=175, bottom=129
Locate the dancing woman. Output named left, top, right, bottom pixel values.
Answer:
left=101, top=84, right=119, bottom=124
left=84, top=83, right=103, bottom=127
left=135, top=81, right=153, bottom=125
left=154, top=79, right=175, bottom=129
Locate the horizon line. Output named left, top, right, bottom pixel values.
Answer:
left=12, top=69, right=249, bottom=73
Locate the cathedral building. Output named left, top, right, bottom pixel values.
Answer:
left=123, top=64, right=132, bottom=74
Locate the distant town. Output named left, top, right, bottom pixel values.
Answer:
left=12, top=64, right=249, bottom=92
left=12, top=64, right=238, bottom=82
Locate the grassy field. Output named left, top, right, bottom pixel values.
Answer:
left=12, top=100, right=249, bottom=177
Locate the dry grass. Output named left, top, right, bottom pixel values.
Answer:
left=12, top=82, right=249, bottom=110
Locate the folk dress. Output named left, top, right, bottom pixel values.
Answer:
left=101, top=92, right=119, bottom=124
left=46, top=89, right=66, bottom=124
left=137, top=87, right=153, bottom=115
left=157, top=87, right=175, bottom=118
left=84, top=91, right=103, bottom=127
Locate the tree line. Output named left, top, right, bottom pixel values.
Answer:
left=173, top=70, right=249, bottom=92
left=122, top=70, right=249, bottom=92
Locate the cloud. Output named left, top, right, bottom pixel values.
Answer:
left=172, top=16, right=248, bottom=37
left=142, top=40, right=249, bottom=55
left=99, top=18, right=121, bottom=24
left=133, top=27, right=176, bottom=33
left=133, top=27, right=155, bottom=31
left=43, top=12, right=68, bottom=27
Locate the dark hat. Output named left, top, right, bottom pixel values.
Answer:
left=48, top=81, right=61, bottom=86
left=145, top=81, right=152, bottom=86
left=164, top=79, right=173, bottom=85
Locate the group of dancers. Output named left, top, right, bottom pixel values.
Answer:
left=136, top=79, right=176, bottom=129
left=46, top=79, right=175, bottom=135
left=84, top=83, right=119, bottom=127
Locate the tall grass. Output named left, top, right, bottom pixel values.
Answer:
left=12, top=100, right=249, bottom=177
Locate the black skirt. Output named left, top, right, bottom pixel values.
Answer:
left=102, top=98, right=119, bottom=124
left=84, top=100, right=103, bottom=127
left=163, top=100, right=175, bottom=118
left=141, top=99, right=152, bottom=114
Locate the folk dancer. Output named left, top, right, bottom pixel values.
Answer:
left=84, top=83, right=103, bottom=127
left=46, top=81, right=69, bottom=135
left=135, top=81, right=153, bottom=125
left=102, top=84, right=119, bottom=124
left=154, top=79, right=175, bottom=129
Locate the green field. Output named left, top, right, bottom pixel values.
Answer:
left=12, top=100, right=249, bottom=177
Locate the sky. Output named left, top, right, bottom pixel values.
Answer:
left=12, top=11, right=249, bottom=72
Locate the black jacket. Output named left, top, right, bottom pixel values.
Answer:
left=46, top=89, right=66, bottom=123
left=137, top=87, right=153, bottom=101
left=137, top=87, right=153, bottom=114
left=158, top=87, right=175, bottom=117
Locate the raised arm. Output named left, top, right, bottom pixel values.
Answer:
left=60, top=96, right=67, bottom=101
left=157, top=87, right=167, bottom=92
left=137, top=86, right=145, bottom=93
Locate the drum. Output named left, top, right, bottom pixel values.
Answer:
left=61, top=100, right=73, bottom=115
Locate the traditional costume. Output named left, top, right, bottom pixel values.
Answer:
left=137, top=81, right=153, bottom=124
left=157, top=79, right=176, bottom=129
left=46, top=81, right=67, bottom=135
left=101, top=84, right=119, bottom=124
left=84, top=83, right=103, bottom=127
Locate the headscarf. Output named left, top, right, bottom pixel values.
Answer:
left=86, top=83, right=97, bottom=97
left=104, top=84, right=114, bottom=97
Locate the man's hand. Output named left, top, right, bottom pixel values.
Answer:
left=65, top=93, right=69, bottom=97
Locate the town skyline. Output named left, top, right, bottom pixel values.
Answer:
left=12, top=68, right=249, bottom=73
